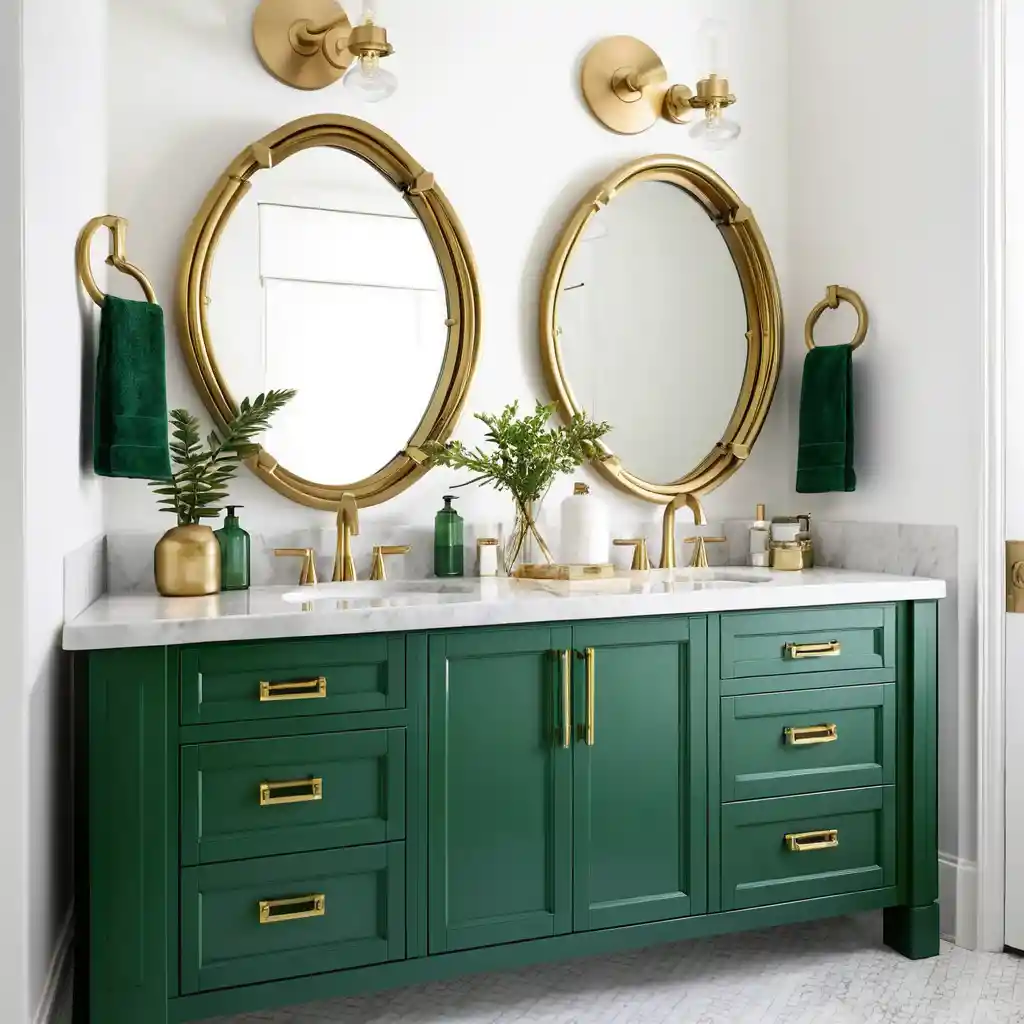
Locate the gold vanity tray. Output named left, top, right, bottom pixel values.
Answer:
left=514, top=563, right=616, bottom=581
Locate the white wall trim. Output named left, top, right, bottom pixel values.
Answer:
left=978, top=0, right=1007, bottom=954
left=941, top=853, right=978, bottom=947
left=32, top=907, right=72, bottom=1024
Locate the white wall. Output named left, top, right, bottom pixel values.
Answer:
left=104, top=0, right=791, bottom=546
left=787, top=0, right=984, bottom=943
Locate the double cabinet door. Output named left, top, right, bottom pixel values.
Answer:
left=427, top=618, right=707, bottom=954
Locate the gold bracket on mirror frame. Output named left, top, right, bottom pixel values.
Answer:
left=1007, top=541, right=1024, bottom=613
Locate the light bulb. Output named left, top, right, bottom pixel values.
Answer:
left=360, top=0, right=381, bottom=25
left=343, top=51, right=398, bottom=102
left=689, top=106, right=741, bottom=150
left=696, top=17, right=730, bottom=79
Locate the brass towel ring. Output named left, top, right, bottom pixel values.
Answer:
left=76, top=215, right=157, bottom=307
left=804, top=285, right=869, bottom=352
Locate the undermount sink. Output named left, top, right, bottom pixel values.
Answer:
left=666, top=569, right=773, bottom=587
left=281, top=579, right=478, bottom=604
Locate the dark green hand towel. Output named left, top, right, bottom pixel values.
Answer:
left=94, top=295, right=173, bottom=480
left=796, top=343, right=856, bottom=493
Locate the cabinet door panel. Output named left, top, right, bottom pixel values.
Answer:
left=428, top=626, right=573, bottom=953
left=572, top=618, right=706, bottom=931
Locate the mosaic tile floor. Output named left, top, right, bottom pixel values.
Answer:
left=209, top=914, right=1024, bottom=1024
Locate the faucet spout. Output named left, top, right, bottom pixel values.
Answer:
left=333, top=492, right=360, bottom=582
left=660, top=493, right=707, bottom=570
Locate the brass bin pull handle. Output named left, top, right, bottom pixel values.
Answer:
left=560, top=650, right=572, bottom=749
left=259, top=777, right=324, bottom=807
left=784, top=724, right=839, bottom=746
left=785, top=641, right=842, bottom=660
left=259, top=677, right=328, bottom=702
left=258, top=894, right=326, bottom=925
left=579, top=648, right=596, bottom=746
left=785, top=829, right=839, bottom=853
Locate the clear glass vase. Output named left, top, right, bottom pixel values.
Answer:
left=504, top=498, right=554, bottom=576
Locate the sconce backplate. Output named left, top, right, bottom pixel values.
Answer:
left=581, top=36, right=668, bottom=135
left=254, top=0, right=353, bottom=91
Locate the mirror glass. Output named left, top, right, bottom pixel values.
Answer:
left=207, top=147, right=448, bottom=484
left=556, top=181, right=748, bottom=484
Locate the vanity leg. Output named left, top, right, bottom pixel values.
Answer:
left=883, top=903, right=941, bottom=960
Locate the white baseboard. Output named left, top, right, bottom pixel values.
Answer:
left=33, top=907, right=74, bottom=1024
left=940, top=852, right=978, bottom=949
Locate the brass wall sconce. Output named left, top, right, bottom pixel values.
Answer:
left=580, top=22, right=740, bottom=146
left=253, top=0, right=396, bottom=99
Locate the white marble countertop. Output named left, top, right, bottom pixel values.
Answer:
left=62, top=567, right=946, bottom=651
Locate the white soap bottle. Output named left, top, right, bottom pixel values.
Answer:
left=560, top=482, right=610, bottom=565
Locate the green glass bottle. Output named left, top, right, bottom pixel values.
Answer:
left=434, top=495, right=465, bottom=577
left=215, top=505, right=251, bottom=591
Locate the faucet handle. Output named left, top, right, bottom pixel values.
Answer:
left=613, top=538, right=651, bottom=571
left=683, top=536, right=727, bottom=570
left=275, top=548, right=319, bottom=586
left=369, top=545, right=411, bottom=582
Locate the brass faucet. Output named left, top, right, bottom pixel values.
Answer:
left=660, top=493, right=707, bottom=570
left=333, top=492, right=360, bottom=582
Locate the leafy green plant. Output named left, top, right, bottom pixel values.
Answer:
left=149, top=390, right=296, bottom=526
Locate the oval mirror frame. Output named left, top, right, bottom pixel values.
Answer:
left=540, top=155, right=782, bottom=504
left=179, top=114, right=481, bottom=510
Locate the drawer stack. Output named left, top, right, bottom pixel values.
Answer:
left=177, top=635, right=408, bottom=995
left=716, top=605, right=898, bottom=911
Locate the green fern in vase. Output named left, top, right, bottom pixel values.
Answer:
left=149, top=390, right=296, bottom=526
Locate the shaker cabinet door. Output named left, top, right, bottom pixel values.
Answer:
left=427, top=626, right=574, bottom=954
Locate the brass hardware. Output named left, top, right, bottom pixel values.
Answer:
left=561, top=650, right=572, bottom=749
left=579, top=648, right=596, bottom=746
left=541, top=156, right=781, bottom=507
left=333, top=493, right=360, bottom=582
left=785, top=641, right=842, bottom=660
left=514, top=563, right=616, bottom=581
left=614, top=538, right=651, bottom=571
left=1007, top=541, right=1024, bottom=613
left=660, top=494, right=708, bottom=570
left=805, top=285, right=870, bottom=352
left=683, top=536, right=727, bottom=570
left=784, top=829, right=839, bottom=853
left=370, top=545, right=411, bottom=581
left=258, top=893, right=326, bottom=924
left=259, top=777, right=324, bottom=806
left=784, top=724, right=839, bottom=746
left=76, top=215, right=157, bottom=307
left=770, top=539, right=815, bottom=572
left=179, top=115, right=480, bottom=512
left=275, top=548, right=319, bottom=586
left=259, top=677, right=328, bottom=701
left=154, top=525, right=221, bottom=598
left=580, top=37, right=736, bottom=136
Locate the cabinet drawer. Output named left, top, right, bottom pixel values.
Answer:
left=721, top=685, right=894, bottom=801
left=719, top=605, right=896, bottom=694
left=180, top=635, right=405, bottom=725
left=180, top=844, right=405, bottom=994
left=181, top=729, right=406, bottom=865
left=721, top=787, right=895, bottom=911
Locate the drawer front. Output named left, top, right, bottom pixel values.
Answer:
left=180, top=635, right=405, bottom=725
left=721, top=685, right=895, bottom=801
left=719, top=605, right=896, bottom=694
left=721, top=787, right=895, bottom=911
left=181, top=844, right=405, bottom=994
left=181, top=729, right=406, bottom=865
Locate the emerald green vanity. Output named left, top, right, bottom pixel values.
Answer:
left=74, top=597, right=939, bottom=1024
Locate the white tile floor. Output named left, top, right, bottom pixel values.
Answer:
left=210, top=914, right=1024, bottom=1024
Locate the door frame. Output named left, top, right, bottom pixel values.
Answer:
left=978, top=0, right=1007, bottom=954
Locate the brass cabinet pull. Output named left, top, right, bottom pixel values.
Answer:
left=259, top=777, right=324, bottom=807
left=784, top=640, right=842, bottom=660
left=560, top=650, right=572, bottom=749
left=259, top=677, right=328, bottom=702
left=578, top=648, right=596, bottom=746
left=785, top=829, right=839, bottom=852
left=258, top=894, right=326, bottom=925
left=784, top=724, right=839, bottom=746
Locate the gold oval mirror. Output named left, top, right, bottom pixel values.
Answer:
left=541, top=155, right=782, bottom=503
left=179, top=114, right=480, bottom=510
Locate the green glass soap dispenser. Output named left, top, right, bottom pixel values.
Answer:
left=434, top=495, right=465, bottom=577
left=215, top=506, right=251, bottom=591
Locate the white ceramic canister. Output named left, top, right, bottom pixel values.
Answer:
left=560, top=482, right=610, bottom=565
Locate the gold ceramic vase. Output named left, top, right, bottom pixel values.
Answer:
left=155, top=525, right=221, bottom=597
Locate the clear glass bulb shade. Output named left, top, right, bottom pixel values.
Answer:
left=689, top=109, right=741, bottom=150
left=343, top=52, right=398, bottom=102
left=696, top=17, right=730, bottom=78
left=360, top=0, right=382, bottom=24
